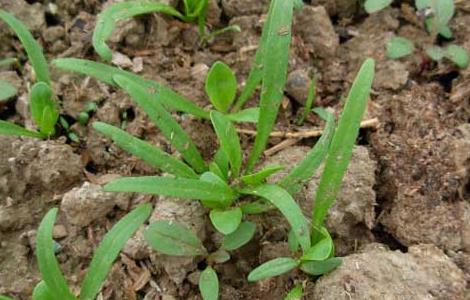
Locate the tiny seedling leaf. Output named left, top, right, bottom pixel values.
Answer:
left=210, top=111, right=242, bottom=178
left=30, top=82, right=58, bottom=136
left=207, top=249, right=231, bottom=264
left=205, top=62, right=237, bottom=113
left=105, top=176, right=235, bottom=203
left=226, top=107, right=260, bottom=123
left=36, top=208, right=77, bottom=300
left=0, top=120, right=43, bottom=138
left=241, top=164, right=284, bottom=186
left=297, top=76, right=316, bottom=125
left=386, top=37, right=415, bottom=59
left=300, top=257, right=342, bottom=276
left=0, top=10, right=50, bottom=84
left=248, top=257, right=299, bottom=282
left=80, top=203, right=152, bottom=300
left=32, top=281, right=54, bottom=300
left=93, top=122, right=198, bottom=179
left=364, top=0, right=393, bottom=13
left=445, top=45, right=469, bottom=69
left=284, top=285, right=303, bottom=300
left=415, top=0, right=431, bottom=10
left=312, top=59, right=375, bottom=243
left=144, top=220, right=206, bottom=256
left=0, top=80, right=17, bottom=102
left=433, top=0, right=454, bottom=30
left=242, top=185, right=311, bottom=252
left=221, top=221, right=256, bottom=251
left=300, top=237, right=333, bottom=261
left=209, top=207, right=243, bottom=235
left=425, top=45, right=446, bottom=61
left=199, top=267, right=219, bottom=300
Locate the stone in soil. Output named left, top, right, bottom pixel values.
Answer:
left=312, top=244, right=466, bottom=300
left=221, top=0, right=269, bottom=17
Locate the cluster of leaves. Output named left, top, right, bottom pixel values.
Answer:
left=364, top=0, right=469, bottom=68
left=0, top=10, right=59, bottom=139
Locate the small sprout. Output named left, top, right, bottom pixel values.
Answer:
left=68, top=132, right=80, bottom=143
left=364, top=0, right=393, bottom=13
left=296, top=75, right=316, bottom=126
left=199, top=267, right=219, bottom=300
left=207, top=249, right=231, bottom=264
left=386, top=37, right=415, bottom=59
left=78, top=112, right=90, bottom=125
left=445, top=45, right=469, bottom=69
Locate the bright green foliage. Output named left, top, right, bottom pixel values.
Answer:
left=425, top=46, right=446, bottom=61
left=445, top=45, right=469, bottom=68
left=300, top=257, right=342, bottom=276
left=297, top=76, right=317, bottom=126
left=144, top=220, right=207, bottom=256
left=300, top=233, right=333, bottom=261
left=312, top=59, right=375, bottom=242
left=32, top=281, right=55, bottom=300
left=221, top=221, right=256, bottom=250
left=209, top=207, right=243, bottom=235
left=386, top=37, right=415, bottom=59
left=0, top=120, right=44, bottom=138
left=30, top=82, right=59, bottom=136
left=0, top=10, right=50, bottom=83
left=240, top=164, right=284, bottom=186
left=284, top=285, right=303, bottom=300
left=205, top=62, right=238, bottom=113
left=364, top=0, right=393, bottom=13
left=199, top=267, right=219, bottom=300
left=0, top=80, right=17, bottom=102
left=80, top=203, right=152, bottom=300
left=226, top=107, right=260, bottom=123
left=248, top=257, right=299, bottom=282
left=246, top=0, right=294, bottom=172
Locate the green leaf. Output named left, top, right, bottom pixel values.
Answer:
left=226, top=107, right=260, bottom=123
left=93, top=1, right=186, bottom=61
left=213, top=149, right=230, bottom=181
left=199, top=267, right=219, bottom=300
left=364, top=0, right=393, bottom=13
left=300, top=237, right=333, bottom=261
left=415, top=0, right=431, bottom=10
left=284, top=285, right=303, bottom=300
left=221, top=221, right=256, bottom=251
left=425, top=45, right=446, bottom=61
left=248, top=257, right=299, bottom=282
left=205, top=62, right=237, bottom=113
left=113, top=74, right=207, bottom=173
left=240, top=200, right=274, bottom=215
left=199, top=171, right=231, bottom=208
left=297, top=76, right=316, bottom=126
left=245, top=0, right=294, bottom=172
left=52, top=58, right=209, bottom=119
left=241, top=185, right=310, bottom=252
left=93, top=122, right=198, bottom=178
left=0, top=296, right=15, bottom=300
left=36, top=208, right=77, bottom=300
left=241, top=164, right=284, bottom=186
left=210, top=111, right=242, bottom=178
left=312, top=59, right=375, bottom=243
left=445, top=45, right=469, bottom=69
left=386, top=37, right=415, bottom=59
left=0, top=57, right=18, bottom=68
left=207, top=249, right=231, bottom=264
left=0, top=10, right=50, bottom=84
left=433, top=0, right=454, bottom=30
left=287, top=229, right=299, bottom=252
left=30, top=82, right=58, bottom=136
left=105, top=176, right=235, bottom=204
left=32, top=281, right=54, bottom=300
left=0, top=120, right=43, bottom=138
left=0, top=80, right=17, bottom=102
left=279, top=108, right=335, bottom=195
left=300, top=257, right=342, bottom=276
left=80, top=203, right=152, bottom=300
left=144, top=220, right=206, bottom=256
left=439, top=25, right=453, bottom=38
left=209, top=207, right=243, bottom=235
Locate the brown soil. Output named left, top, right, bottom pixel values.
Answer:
left=1, top=0, right=469, bottom=299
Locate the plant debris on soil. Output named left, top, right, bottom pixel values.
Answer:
left=0, top=0, right=470, bottom=299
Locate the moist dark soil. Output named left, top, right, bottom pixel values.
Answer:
left=1, top=0, right=469, bottom=299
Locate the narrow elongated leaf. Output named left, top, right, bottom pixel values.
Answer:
left=241, top=164, right=283, bottom=186
left=0, top=80, right=17, bottom=102
left=226, top=107, right=260, bottom=123
left=0, top=120, right=43, bottom=138
left=30, top=82, right=58, bottom=136
left=93, top=122, right=197, bottom=178
left=297, top=76, right=316, bottom=125
left=240, top=200, right=274, bottom=214
left=205, top=62, right=237, bottom=113
left=144, top=220, right=206, bottom=256
left=312, top=59, right=375, bottom=242
left=279, top=109, right=335, bottom=195
left=105, top=176, right=235, bottom=203
left=300, top=257, right=342, bottom=276
left=0, top=296, right=15, bottom=300
left=209, top=207, right=242, bottom=235
left=114, top=75, right=207, bottom=173
left=221, top=221, right=256, bottom=250
left=0, top=10, right=50, bottom=84
left=199, top=267, right=219, bottom=300
left=93, top=1, right=185, bottom=61
left=36, top=209, right=77, bottom=300
left=242, top=185, right=310, bottom=252
left=300, top=237, right=333, bottom=261
left=425, top=45, right=446, bottom=61
left=80, top=203, right=152, bottom=300
left=246, top=0, right=294, bottom=171
left=364, top=0, right=392, bottom=13
left=32, top=281, right=54, bottom=300
left=52, top=58, right=209, bottom=119
left=284, top=285, right=303, bottom=300
left=210, top=111, right=242, bottom=178
left=213, top=149, right=229, bottom=180
left=248, top=257, right=298, bottom=282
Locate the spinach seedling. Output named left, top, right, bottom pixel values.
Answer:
left=93, top=0, right=240, bottom=62
left=32, top=204, right=151, bottom=300
left=365, top=0, right=469, bottom=68
left=0, top=10, right=59, bottom=138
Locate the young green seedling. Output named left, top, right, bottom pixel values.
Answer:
left=0, top=10, right=60, bottom=138
left=33, top=204, right=151, bottom=300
